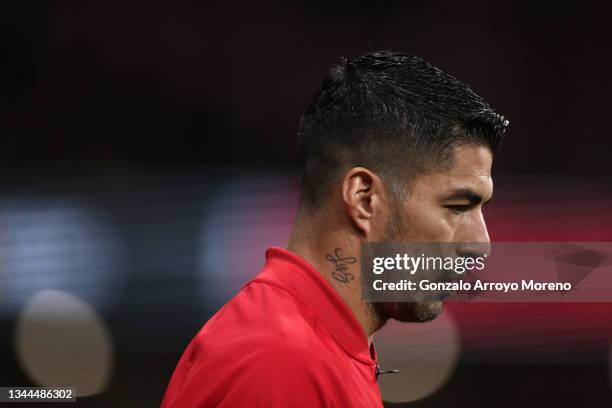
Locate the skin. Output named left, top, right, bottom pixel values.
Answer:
left=287, top=144, right=493, bottom=342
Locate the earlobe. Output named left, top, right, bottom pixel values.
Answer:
left=342, top=167, right=382, bottom=237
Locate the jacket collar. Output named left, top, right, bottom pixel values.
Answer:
left=253, top=247, right=376, bottom=367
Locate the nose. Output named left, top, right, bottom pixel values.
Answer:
left=455, top=209, right=491, bottom=259
left=456, top=241, right=491, bottom=261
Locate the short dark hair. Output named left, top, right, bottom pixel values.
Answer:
left=297, top=51, right=509, bottom=208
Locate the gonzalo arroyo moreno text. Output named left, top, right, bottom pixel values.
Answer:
left=370, top=254, right=572, bottom=293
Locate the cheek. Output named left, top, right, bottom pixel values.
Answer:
left=402, top=203, right=455, bottom=241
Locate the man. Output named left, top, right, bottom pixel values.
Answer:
left=161, top=51, right=508, bottom=407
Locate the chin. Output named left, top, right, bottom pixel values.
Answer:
left=376, top=301, right=444, bottom=323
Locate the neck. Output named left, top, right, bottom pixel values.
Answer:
left=287, top=206, right=386, bottom=344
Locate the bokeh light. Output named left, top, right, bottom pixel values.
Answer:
left=15, top=289, right=114, bottom=397
left=0, top=197, right=128, bottom=316
left=198, top=176, right=298, bottom=306
left=376, top=310, right=460, bottom=403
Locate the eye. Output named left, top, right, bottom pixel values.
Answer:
left=445, top=204, right=471, bottom=214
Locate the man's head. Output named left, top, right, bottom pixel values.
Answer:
left=296, top=51, right=508, bottom=324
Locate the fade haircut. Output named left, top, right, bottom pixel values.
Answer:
left=297, top=51, right=509, bottom=208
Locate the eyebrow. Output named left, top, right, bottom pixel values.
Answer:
left=442, top=188, right=492, bottom=205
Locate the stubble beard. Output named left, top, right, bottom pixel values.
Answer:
left=371, top=204, right=444, bottom=325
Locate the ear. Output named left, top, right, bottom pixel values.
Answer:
left=341, top=167, right=386, bottom=237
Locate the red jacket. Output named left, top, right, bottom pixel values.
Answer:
left=161, top=247, right=383, bottom=407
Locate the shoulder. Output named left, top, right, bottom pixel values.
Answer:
left=163, top=282, right=338, bottom=407
left=201, top=279, right=321, bottom=348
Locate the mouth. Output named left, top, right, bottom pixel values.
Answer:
left=424, top=278, right=460, bottom=301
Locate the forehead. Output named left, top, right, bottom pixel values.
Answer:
left=411, top=145, right=494, bottom=196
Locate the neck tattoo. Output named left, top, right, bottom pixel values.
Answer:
left=325, top=248, right=357, bottom=283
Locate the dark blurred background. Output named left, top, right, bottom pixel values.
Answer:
left=1, top=1, right=612, bottom=407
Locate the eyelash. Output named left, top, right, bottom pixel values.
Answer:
left=445, top=205, right=471, bottom=214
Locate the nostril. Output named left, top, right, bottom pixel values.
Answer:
left=456, top=242, right=491, bottom=260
